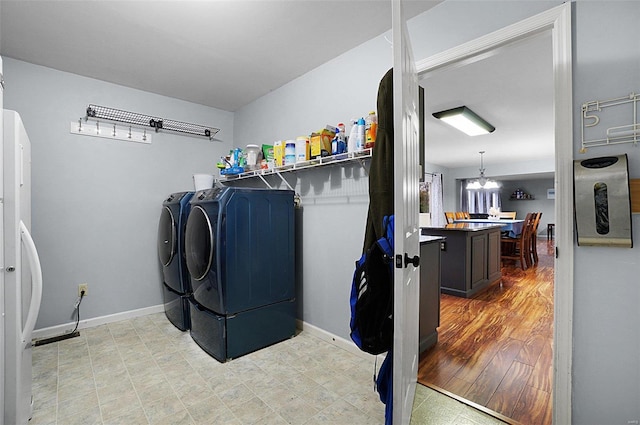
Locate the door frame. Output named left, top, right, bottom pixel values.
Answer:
left=414, top=3, right=573, bottom=424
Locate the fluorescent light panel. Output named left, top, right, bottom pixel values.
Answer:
left=433, top=106, right=495, bottom=136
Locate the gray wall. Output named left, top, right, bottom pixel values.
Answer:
left=572, top=1, right=640, bottom=424
left=501, top=178, right=555, bottom=235
left=3, top=58, right=234, bottom=329
left=440, top=159, right=556, bottom=212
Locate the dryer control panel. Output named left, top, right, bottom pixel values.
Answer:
left=195, top=187, right=225, bottom=201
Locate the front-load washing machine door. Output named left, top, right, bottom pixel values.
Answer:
left=185, top=205, right=223, bottom=312
left=158, top=205, right=182, bottom=291
left=158, top=206, right=176, bottom=268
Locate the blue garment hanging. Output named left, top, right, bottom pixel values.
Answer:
left=377, top=351, right=393, bottom=424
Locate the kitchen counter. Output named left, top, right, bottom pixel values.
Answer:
left=420, top=235, right=444, bottom=243
left=423, top=223, right=505, bottom=232
left=421, top=224, right=502, bottom=298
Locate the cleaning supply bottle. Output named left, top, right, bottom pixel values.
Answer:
left=284, top=140, right=296, bottom=165
left=296, top=136, right=309, bottom=162
left=337, top=123, right=346, bottom=154
left=348, top=119, right=358, bottom=153
left=356, top=117, right=366, bottom=151
left=365, top=111, right=378, bottom=149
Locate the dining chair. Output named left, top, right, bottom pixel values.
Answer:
left=529, top=212, right=543, bottom=265
left=445, top=212, right=455, bottom=224
left=501, top=212, right=534, bottom=270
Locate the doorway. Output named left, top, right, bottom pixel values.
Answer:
left=413, top=4, right=573, bottom=424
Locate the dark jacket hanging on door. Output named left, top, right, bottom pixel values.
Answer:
left=358, top=68, right=395, bottom=425
left=353, top=68, right=396, bottom=352
left=362, top=68, right=395, bottom=254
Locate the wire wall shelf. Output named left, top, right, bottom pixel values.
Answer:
left=581, top=92, right=639, bottom=152
left=85, top=104, right=220, bottom=140
left=220, top=149, right=372, bottom=192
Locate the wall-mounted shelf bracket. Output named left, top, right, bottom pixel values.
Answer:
left=357, top=157, right=370, bottom=176
left=581, top=92, right=639, bottom=152
left=273, top=170, right=295, bottom=192
left=256, top=174, right=274, bottom=190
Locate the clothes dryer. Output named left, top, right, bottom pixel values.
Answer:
left=185, top=186, right=295, bottom=361
left=157, top=191, right=193, bottom=330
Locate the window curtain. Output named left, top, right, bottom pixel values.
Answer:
left=429, top=173, right=445, bottom=227
left=461, top=180, right=502, bottom=213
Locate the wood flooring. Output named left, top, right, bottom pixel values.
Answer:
left=417, top=239, right=555, bottom=425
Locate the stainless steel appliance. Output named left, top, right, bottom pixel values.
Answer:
left=574, top=154, right=633, bottom=247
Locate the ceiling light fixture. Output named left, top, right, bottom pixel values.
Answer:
left=466, top=151, right=499, bottom=189
left=432, top=106, right=495, bottom=136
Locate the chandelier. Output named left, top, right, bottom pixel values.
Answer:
left=466, top=151, right=499, bottom=189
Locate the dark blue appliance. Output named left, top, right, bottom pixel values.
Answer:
left=185, top=186, right=296, bottom=362
left=158, top=191, right=194, bottom=330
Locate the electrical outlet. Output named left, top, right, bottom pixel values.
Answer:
left=78, top=283, right=88, bottom=297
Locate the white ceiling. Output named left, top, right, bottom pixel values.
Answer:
left=0, top=0, right=439, bottom=112
left=420, top=32, right=554, bottom=174
left=1, top=0, right=554, bottom=173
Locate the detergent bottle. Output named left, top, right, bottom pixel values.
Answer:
left=337, top=123, right=346, bottom=154
left=347, top=119, right=358, bottom=153
left=355, top=117, right=366, bottom=151
left=365, top=111, right=377, bottom=149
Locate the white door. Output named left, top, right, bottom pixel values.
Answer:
left=1, top=54, right=6, bottom=425
left=391, top=1, right=420, bottom=424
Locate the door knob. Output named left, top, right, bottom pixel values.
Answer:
left=404, top=253, right=420, bottom=268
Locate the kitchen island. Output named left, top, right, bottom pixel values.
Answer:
left=421, top=223, right=503, bottom=298
left=419, top=235, right=444, bottom=353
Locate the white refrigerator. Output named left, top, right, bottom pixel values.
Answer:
left=1, top=57, right=44, bottom=425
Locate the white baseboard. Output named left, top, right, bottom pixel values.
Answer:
left=32, top=304, right=165, bottom=341
left=296, top=319, right=385, bottom=362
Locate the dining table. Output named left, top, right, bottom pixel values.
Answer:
left=453, top=218, right=525, bottom=237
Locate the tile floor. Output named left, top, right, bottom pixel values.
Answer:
left=30, top=313, right=505, bottom=425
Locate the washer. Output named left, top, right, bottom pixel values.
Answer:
left=157, top=191, right=194, bottom=330
left=185, top=186, right=296, bottom=362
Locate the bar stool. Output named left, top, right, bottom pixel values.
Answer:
left=547, top=223, right=555, bottom=240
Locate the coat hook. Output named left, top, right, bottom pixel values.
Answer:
left=112, top=124, right=117, bottom=137
left=143, top=130, right=147, bottom=141
left=78, top=118, right=83, bottom=132
left=96, top=121, right=100, bottom=134
left=128, top=126, right=132, bottom=139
